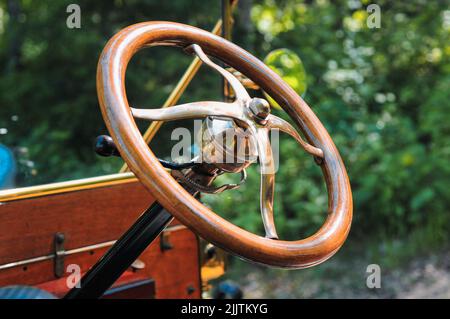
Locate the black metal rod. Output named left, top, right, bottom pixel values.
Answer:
left=64, top=201, right=173, bottom=299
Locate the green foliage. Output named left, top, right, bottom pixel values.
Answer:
left=263, top=48, right=308, bottom=108
left=0, top=0, right=448, bottom=252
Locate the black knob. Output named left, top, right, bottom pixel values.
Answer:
left=94, top=135, right=120, bottom=157
left=205, top=244, right=217, bottom=260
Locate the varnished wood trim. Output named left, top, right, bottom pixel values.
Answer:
left=0, top=172, right=137, bottom=202
left=0, top=224, right=187, bottom=271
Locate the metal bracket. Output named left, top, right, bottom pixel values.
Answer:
left=160, top=232, right=173, bottom=251
left=171, top=169, right=247, bottom=194
left=54, top=232, right=65, bottom=278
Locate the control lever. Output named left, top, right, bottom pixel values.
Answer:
left=94, top=135, right=196, bottom=170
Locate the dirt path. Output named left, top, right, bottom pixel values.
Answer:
left=224, top=250, right=450, bottom=298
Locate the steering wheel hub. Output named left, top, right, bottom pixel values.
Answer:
left=198, top=117, right=258, bottom=173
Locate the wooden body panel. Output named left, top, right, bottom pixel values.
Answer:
left=0, top=180, right=201, bottom=299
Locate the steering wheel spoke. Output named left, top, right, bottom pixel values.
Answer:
left=186, top=44, right=251, bottom=102
left=131, top=101, right=244, bottom=122
left=267, top=114, right=324, bottom=159
left=255, top=127, right=278, bottom=239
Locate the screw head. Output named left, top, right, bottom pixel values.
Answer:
left=249, top=98, right=270, bottom=122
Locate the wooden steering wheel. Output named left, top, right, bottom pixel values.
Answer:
left=97, top=22, right=352, bottom=269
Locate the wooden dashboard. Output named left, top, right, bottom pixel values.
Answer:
left=0, top=175, right=204, bottom=298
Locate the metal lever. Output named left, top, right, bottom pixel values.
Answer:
left=94, top=135, right=196, bottom=170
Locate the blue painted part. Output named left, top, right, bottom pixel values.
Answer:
left=0, top=144, right=16, bottom=189
left=0, top=286, right=56, bottom=299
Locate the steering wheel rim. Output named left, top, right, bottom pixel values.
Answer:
left=97, top=21, right=352, bottom=269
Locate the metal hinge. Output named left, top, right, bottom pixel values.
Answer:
left=54, top=232, right=65, bottom=278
